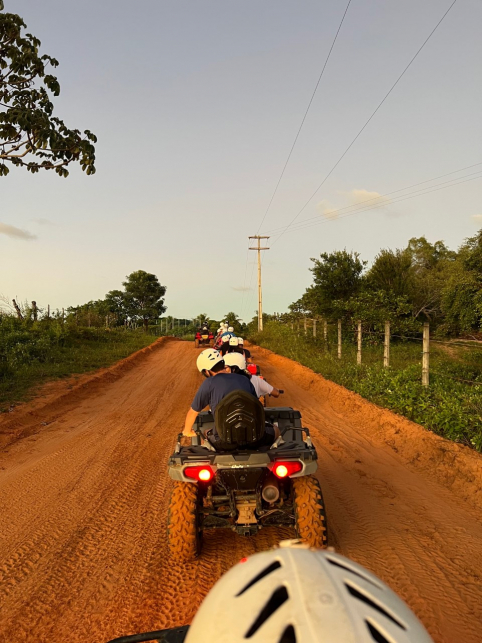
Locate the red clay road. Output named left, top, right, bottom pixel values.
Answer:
left=0, top=338, right=481, bottom=643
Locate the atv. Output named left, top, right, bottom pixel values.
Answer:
left=167, top=391, right=327, bottom=562
left=194, top=329, right=213, bottom=348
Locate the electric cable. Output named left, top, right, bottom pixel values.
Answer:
left=272, top=0, right=459, bottom=245
left=265, top=161, right=482, bottom=235
left=270, top=172, right=482, bottom=239
left=256, top=0, right=353, bottom=234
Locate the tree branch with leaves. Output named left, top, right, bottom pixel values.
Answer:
left=0, top=8, right=96, bottom=177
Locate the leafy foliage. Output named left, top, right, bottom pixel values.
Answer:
left=0, top=10, right=96, bottom=176
left=122, top=271, right=167, bottom=331
left=290, top=232, right=482, bottom=336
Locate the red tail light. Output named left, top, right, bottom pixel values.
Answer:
left=184, top=465, right=214, bottom=482
left=270, top=461, right=303, bottom=478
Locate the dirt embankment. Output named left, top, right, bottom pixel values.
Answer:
left=0, top=340, right=480, bottom=643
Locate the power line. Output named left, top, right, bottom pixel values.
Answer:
left=256, top=0, right=353, bottom=235
left=270, top=172, right=482, bottom=239
left=265, top=161, right=482, bottom=235
left=272, top=0, right=459, bottom=246
left=239, top=0, right=353, bottom=318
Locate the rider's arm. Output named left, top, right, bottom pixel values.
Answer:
left=269, top=386, right=280, bottom=398
left=183, top=407, right=199, bottom=437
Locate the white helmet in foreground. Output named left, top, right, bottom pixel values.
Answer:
left=222, top=335, right=230, bottom=343
left=224, top=352, right=246, bottom=370
left=196, top=349, right=224, bottom=374
left=238, top=337, right=244, bottom=345
left=229, top=336, right=238, bottom=346
left=185, top=541, right=433, bottom=643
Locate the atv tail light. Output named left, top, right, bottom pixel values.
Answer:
left=184, top=465, right=214, bottom=482
left=270, top=461, right=303, bottom=478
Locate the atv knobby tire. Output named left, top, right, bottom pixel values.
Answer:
left=292, top=476, right=328, bottom=548
left=168, top=482, right=202, bottom=561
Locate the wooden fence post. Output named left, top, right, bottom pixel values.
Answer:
left=384, top=321, right=390, bottom=368
left=313, top=318, right=317, bottom=338
left=48, top=304, right=50, bottom=320
left=337, top=320, right=342, bottom=359
left=323, top=319, right=328, bottom=342
left=422, top=322, right=430, bottom=387
left=31, top=301, right=38, bottom=321
left=304, top=317, right=307, bottom=335
left=12, top=299, right=24, bottom=320
left=357, top=321, right=362, bottom=365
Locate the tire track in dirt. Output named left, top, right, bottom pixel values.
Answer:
left=0, top=340, right=481, bottom=643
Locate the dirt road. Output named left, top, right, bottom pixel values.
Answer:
left=0, top=339, right=481, bottom=643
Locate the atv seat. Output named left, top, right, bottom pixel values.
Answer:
left=214, top=390, right=265, bottom=451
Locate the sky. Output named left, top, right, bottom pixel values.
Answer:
left=1, top=0, right=481, bottom=322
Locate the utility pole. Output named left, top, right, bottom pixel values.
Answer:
left=249, top=235, right=270, bottom=332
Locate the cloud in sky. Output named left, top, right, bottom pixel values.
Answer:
left=471, top=214, right=482, bottom=223
left=348, top=189, right=391, bottom=208
left=0, top=222, right=37, bottom=240
left=32, top=218, right=55, bottom=226
left=316, top=199, right=338, bottom=219
left=317, top=189, right=393, bottom=220
left=232, top=286, right=252, bottom=292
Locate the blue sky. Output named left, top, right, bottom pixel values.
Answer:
left=1, top=0, right=481, bottom=321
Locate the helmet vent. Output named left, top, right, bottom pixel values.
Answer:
left=366, top=621, right=390, bottom=643
left=244, top=586, right=289, bottom=638
left=279, top=624, right=296, bottom=643
left=327, top=559, right=381, bottom=589
left=236, top=561, right=281, bottom=596
left=345, top=584, right=406, bottom=630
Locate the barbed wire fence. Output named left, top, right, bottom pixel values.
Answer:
left=272, top=314, right=482, bottom=388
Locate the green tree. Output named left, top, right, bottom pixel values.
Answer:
left=406, top=237, right=456, bottom=321
left=0, top=9, right=96, bottom=176
left=440, top=230, right=482, bottom=334
left=308, top=250, right=366, bottom=319
left=366, top=249, right=413, bottom=298
left=104, top=289, right=128, bottom=324
left=123, top=271, right=167, bottom=332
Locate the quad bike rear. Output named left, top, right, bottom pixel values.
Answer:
left=167, top=392, right=327, bottom=562
left=194, top=330, right=214, bottom=348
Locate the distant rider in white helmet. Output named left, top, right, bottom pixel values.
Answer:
left=224, top=353, right=281, bottom=400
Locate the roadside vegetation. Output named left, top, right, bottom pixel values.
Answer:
left=0, top=315, right=158, bottom=411
left=0, top=270, right=167, bottom=411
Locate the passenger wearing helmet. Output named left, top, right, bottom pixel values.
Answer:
left=183, top=349, right=257, bottom=439
left=184, top=540, right=434, bottom=643
left=237, top=337, right=252, bottom=363
left=220, top=335, right=240, bottom=357
left=224, top=353, right=280, bottom=399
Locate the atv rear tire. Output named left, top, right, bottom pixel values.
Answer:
left=167, top=482, right=202, bottom=561
left=292, top=476, right=328, bottom=548
left=194, top=339, right=200, bottom=348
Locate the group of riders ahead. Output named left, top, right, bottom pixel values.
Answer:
left=184, top=322, right=281, bottom=444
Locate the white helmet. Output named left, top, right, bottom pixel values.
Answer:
left=224, top=353, right=246, bottom=370
left=196, top=348, right=224, bottom=373
left=238, top=337, right=244, bottom=345
left=185, top=541, right=433, bottom=643
left=229, top=336, right=238, bottom=346
left=222, top=335, right=230, bottom=343
left=228, top=326, right=234, bottom=332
